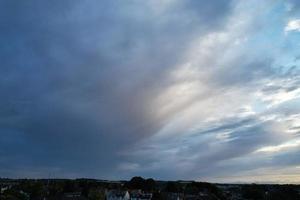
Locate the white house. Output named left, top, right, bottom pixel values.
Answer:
left=106, top=190, right=130, bottom=200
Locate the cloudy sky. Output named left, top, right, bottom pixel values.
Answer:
left=1, top=0, right=300, bottom=183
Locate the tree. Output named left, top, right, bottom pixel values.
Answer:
left=267, top=185, right=300, bottom=200
left=144, top=178, right=156, bottom=191
left=164, top=181, right=181, bottom=193
left=2, top=188, right=29, bottom=200
left=241, top=184, right=265, bottom=200
left=88, top=188, right=105, bottom=200
left=185, top=183, right=199, bottom=195
left=125, top=176, right=145, bottom=190
left=152, top=191, right=164, bottom=200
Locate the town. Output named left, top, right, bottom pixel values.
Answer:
left=1, top=177, right=300, bottom=200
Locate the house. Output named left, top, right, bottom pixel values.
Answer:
left=184, top=194, right=199, bottom=200
left=165, top=192, right=184, bottom=200
left=105, top=189, right=152, bottom=200
left=62, top=192, right=87, bottom=200
left=106, top=190, right=130, bottom=200
left=1, top=186, right=10, bottom=194
left=130, top=192, right=152, bottom=200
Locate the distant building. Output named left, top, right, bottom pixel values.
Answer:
left=164, top=192, right=184, bottom=200
left=62, top=192, right=87, bottom=200
left=106, top=190, right=130, bottom=200
left=130, top=190, right=152, bottom=200
left=1, top=186, right=9, bottom=194
left=106, top=189, right=153, bottom=200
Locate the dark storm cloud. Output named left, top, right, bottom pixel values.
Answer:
left=0, top=0, right=233, bottom=178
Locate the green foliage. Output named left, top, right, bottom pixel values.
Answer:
left=63, top=180, right=79, bottom=193
left=1, top=178, right=299, bottom=200
left=124, top=176, right=156, bottom=191
left=125, top=176, right=145, bottom=189
left=17, top=180, right=46, bottom=200
left=241, top=184, right=265, bottom=200
left=88, top=188, right=105, bottom=200
left=164, top=181, right=182, bottom=193
left=144, top=178, right=156, bottom=191
left=1, top=188, right=29, bottom=200
left=266, top=185, right=300, bottom=200
left=185, top=182, right=199, bottom=194
left=152, top=191, right=164, bottom=200
left=47, top=181, right=64, bottom=197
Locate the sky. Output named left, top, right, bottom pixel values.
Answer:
left=0, top=0, right=300, bottom=183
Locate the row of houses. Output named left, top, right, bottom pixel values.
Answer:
left=105, top=190, right=220, bottom=200
left=165, top=192, right=219, bottom=200
left=106, top=189, right=152, bottom=200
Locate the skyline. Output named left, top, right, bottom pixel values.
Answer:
left=1, top=0, right=300, bottom=183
